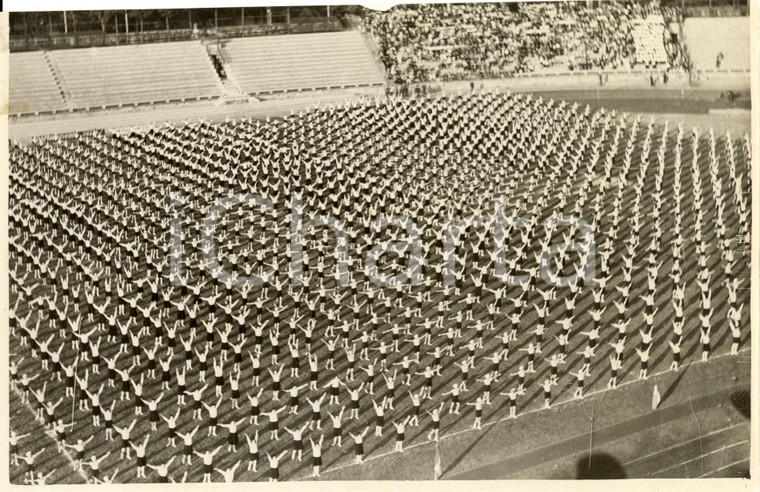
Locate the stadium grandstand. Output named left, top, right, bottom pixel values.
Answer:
left=9, top=1, right=751, bottom=116
left=8, top=0, right=752, bottom=485
left=222, top=31, right=385, bottom=95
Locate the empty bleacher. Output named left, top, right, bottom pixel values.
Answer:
left=683, top=17, right=750, bottom=71
left=10, top=52, right=67, bottom=115
left=223, top=31, right=385, bottom=94
left=50, top=41, right=222, bottom=109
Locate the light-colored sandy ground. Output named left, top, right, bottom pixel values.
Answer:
left=9, top=80, right=751, bottom=142
left=683, top=17, right=751, bottom=71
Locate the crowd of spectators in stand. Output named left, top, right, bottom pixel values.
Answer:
left=361, top=1, right=691, bottom=85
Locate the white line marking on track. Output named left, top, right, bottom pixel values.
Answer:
left=311, top=348, right=749, bottom=479
left=622, top=423, right=745, bottom=466
left=696, top=457, right=750, bottom=478
left=651, top=439, right=749, bottom=476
